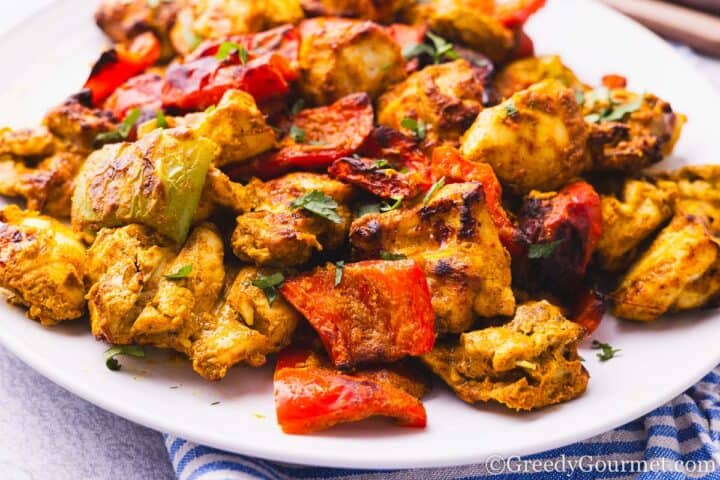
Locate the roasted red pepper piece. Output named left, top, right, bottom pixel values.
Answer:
left=601, top=74, right=627, bottom=89
left=274, top=348, right=428, bottom=434
left=280, top=260, right=435, bottom=368
left=570, top=288, right=606, bottom=335
left=495, top=0, right=547, bottom=28
left=103, top=73, right=163, bottom=120
left=84, top=32, right=161, bottom=106
left=329, top=127, right=432, bottom=199
left=161, top=26, right=300, bottom=112
left=510, top=29, right=535, bottom=61
left=431, top=146, right=520, bottom=255
left=229, top=93, right=374, bottom=180
left=516, top=180, right=603, bottom=296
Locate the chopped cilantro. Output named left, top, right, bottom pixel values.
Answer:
left=216, top=42, right=248, bottom=64
left=591, top=340, right=621, bottom=362
left=165, top=264, right=192, bottom=280
left=291, top=190, right=343, bottom=224
left=94, top=108, right=141, bottom=146
left=528, top=239, right=563, bottom=259
left=290, top=99, right=305, bottom=115
left=423, top=177, right=445, bottom=204
left=156, top=110, right=168, bottom=129
left=401, top=117, right=427, bottom=140
left=289, top=124, right=306, bottom=143
left=334, top=261, right=345, bottom=287
left=252, top=272, right=285, bottom=305
left=104, top=345, right=145, bottom=371
left=380, top=196, right=403, bottom=212
left=380, top=251, right=407, bottom=261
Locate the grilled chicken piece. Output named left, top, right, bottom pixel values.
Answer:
left=42, top=93, right=118, bottom=154
left=655, top=166, right=720, bottom=232
left=171, top=0, right=303, bottom=54
left=95, top=0, right=181, bottom=60
left=493, top=55, right=585, bottom=100
left=461, top=80, right=590, bottom=195
left=0, top=126, right=57, bottom=158
left=403, top=0, right=514, bottom=63
left=585, top=89, right=685, bottom=174
left=421, top=301, right=588, bottom=411
left=298, top=18, right=406, bottom=105
left=350, top=182, right=515, bottom=333
left=377, top=59, right=486, bottom=145
left=612, top=214, right=720, bottom=322
left=596, top=179, right=674, bottom=272
left=231, top=172, right=354, bottom=267
left=0, top=206, right=86, bottom=325
left=301, top=0, right=410, bottom=22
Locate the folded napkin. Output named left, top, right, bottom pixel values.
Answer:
left=165, top=365, right=719, bottom=480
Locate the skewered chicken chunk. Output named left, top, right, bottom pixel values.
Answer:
left=42, top=93, right=117, bottom=154
left=300, top=0, right=410, bottom=22
left=298, top=18, right=407, bottom=105
left=493, top=55, right=585, bottom=100
left=461, top=80, right=590, bottom=195
left=350, top=182, right=515, bottom=333
left=232, top=172, right=354, bottom=267
left=655, top=165, right=720, bottom=232
left=377, top=59, right=487, bottom=145
left=0, top=206, right=86, bottom=325
left=596, top=179, right=674, bottom=272
left=421, top=301, right=588, bottom=411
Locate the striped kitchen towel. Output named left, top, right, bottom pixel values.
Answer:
left=165, top=365, right=720, bottom=480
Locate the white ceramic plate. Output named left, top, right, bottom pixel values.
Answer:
left=0, top=0, right=719, bottom=470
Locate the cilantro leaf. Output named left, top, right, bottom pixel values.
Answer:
left=165, top=264, right=192, bottom=280
left=426, top=31, right=459, bottom=63
left=290, top=99, right=305, bottom=115
left=505, top=101, right=518, bottom=117
left=355, top=203, right=382, bottom=217
left=252, top=272, right=285, bottom=305
left=602, top=97, right=644, bottom=122
left=528, top=239, right=563, bottom=259
left=423, top=177, right=445, bottom=204
left=291, top=190, right=343, bottom=224
left=94, top=108, right=142, bottom=146
left=289, top=124, right=306, bottom=143
left=380, top=251, right=407, bottom=261
left=402, top=43, right=434, bottom=61
left=401, top=117, right=427, bottom=140
left=574, top=89, right=585, bottom=105
left=334, top=261, right=345, bottom=287
left=380, top=196, right=403, bottom=212
left=591, top=340, right=621, bottom=362
left=104, top=345, right=145, bottom=371
left=216, top=42, right=248, bottom=63
left=156, top=110, right=168, bottom=129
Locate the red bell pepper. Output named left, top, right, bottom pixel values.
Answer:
left=229, top=93, right=374, bottom=180
left=84, top=32, right=161, bottom=107
left=430, top=146, right=520, bottom=255
left=495, top=0, right=547, bottom=28
left=510, top=29, right=535, bottom=61
left=601, top=74, right=627, bottom=89
left=274, top=348, right=428, bottom=434
left=329, top=127, right=432, bottom=200
left=280, top=260, right=436, bottom=368
left=103, top=73, right=163, bottom=120
left=570, top=288, right=606, bottom=335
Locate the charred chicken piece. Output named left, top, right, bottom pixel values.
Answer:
left=655, top=165, right=720, bottom=232
left=377, top=59, right=487, bottom=145
left=298, top=18, right=406, bottom=105
left=421, top=300, right=588, bottom=411
left=350, top=182, right=515, bottom=333
left=461, top=80, right=590, bottom=195
left=612, top=214, right=720, bottom=322
left=42, top=93, right=118, bottom=154
left=596, top=179, right=674, bottom=272
left=585, top=89, right=685, bottom=175
left=231, top=172, right=354, bottom=267
left=300, top=0, right=410, bottom=23
left=493, top=55, right=585, bottom=100
left=0, top=206, right=86, bottom=325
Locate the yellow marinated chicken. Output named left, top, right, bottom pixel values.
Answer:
left=461, top=79, right=590, bottom=195
left=42, top=94, right=118, bottom=154
left=421, top=301, right=588, bottom=411
left=585, top=89, right=685, bottom=174
left=298, top=18, right=407, bottom=105
left=655, top=165, right=720, bottom=232
left=95, top=0, right=181, bottom=59
left=596, top=179, right=674, bottom=272
left=612, top=214, right=720, bottom=322
left=300, top=0, right=410, bottom=22
left=0, top=206, right=86, bottom=325
left=171, top=0, right=304, bottom=54
left=493, top=55, right=585, bottom=100
left=350, top=182, right=515, bottom=333
left=403, top=0, right=514, bottom=63
left=0, top=126, right=57, bottom=158
left=87, top=223, right=299, bottom=379
left=377, top=59, right=486, bottom=145
left=232, top=172, right=354, bottom=266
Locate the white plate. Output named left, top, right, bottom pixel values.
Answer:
left=0, top=0, right=719, bottom=470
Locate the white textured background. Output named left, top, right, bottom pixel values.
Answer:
left=0, top=1, right=718, bottom=479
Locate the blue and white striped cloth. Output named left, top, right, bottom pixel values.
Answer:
left=165, top=365, right=720, bottom=480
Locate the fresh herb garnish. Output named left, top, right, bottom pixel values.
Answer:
left=289, top=124, right=306, bottom=143
left=355, top=203, right=382, bottom=217
left=205, top=105, right=216, bottom=114
left=584, top=88, right=643, bottom=123
left=372, top=159, right=391, bottom=170
left=216, top=42, right=248, bottom=63
left=94, top=108, right=142, bottom=146
left=591, top=340, right=621, bottom=362
left=403, top=31, right=458, bottom=64
left=334, top=261, right=345, bottom=287
left=290, top=99, right=305, bottom=115
left=401, top=117, right=427, bottom=140
left=252, top=272, right=285, bottom=305
left=165, top=264, right=192, bottom=280
left=291, top=190, right=343, bottom=224
left=423, top=177, right=445, bottom=204
left=104, top=345, right=145, bottom=371
left=574, top=89, right=585, bottom=105
left=505, top=101, right=519, bottom=117
left=156, top=110, right=168, bottom=129
left=380, top=251, right=407, bottom=261
left=528, top=239, right=563, bottom=259
left=380, top=196, right=403, bottom=212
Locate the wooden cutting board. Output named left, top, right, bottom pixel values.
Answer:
left=600, top=0, right=720, bottom=57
